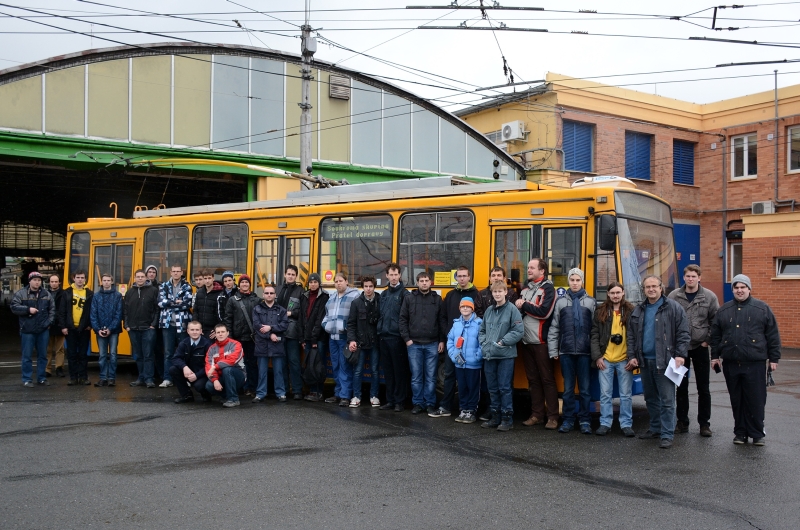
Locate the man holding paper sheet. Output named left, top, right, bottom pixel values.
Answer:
left=627, top=275, right=690, bottom=449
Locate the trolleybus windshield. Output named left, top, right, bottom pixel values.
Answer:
left=615, top=192, right=678, bottom=304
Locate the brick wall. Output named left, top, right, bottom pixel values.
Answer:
left=742, top=236, right=800, bottom=347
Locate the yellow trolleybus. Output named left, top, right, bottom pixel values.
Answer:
left=65, top=175, right=678, bottom=391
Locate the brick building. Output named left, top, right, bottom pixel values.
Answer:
left=458, top=74, right=800, bottom=346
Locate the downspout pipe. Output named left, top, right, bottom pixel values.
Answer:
left=775, top=70, right=780, bottom=203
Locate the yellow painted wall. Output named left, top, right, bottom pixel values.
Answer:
left=132, top=56, right=171, bottom=144
left=700, top=84, right=800, bottom=130
left=88, top=59, right=129, bottom=139
left=286, top=66, right=318, bottom=159
left=174, top=54, right=210, bottom=147
left=319, top=70, right=350, bottom=162
left=742, top=211, right=800, bottom=238
left=45, top=66, right=85, bottom=136
left=256, top=176, right=302, bottom=200
left=0, top=75, right=41, bottom=131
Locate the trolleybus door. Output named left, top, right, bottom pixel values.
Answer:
left=251, top=232, right=312, bottom=296
left=90, top=240, right=135, bottom=355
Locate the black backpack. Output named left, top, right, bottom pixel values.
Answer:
left=302, top=345, right=327, bottom=386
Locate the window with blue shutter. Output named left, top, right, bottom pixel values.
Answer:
left=673, top=140, right=695, bottom=185
left=563, top=120, right=593, bottom=172
left=625, top=131, right=652, bottom=180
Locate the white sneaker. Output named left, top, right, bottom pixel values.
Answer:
left=370, top=396, right=381, bottom=407
left=349, top=397, right=361, bottom=408
left=158, top=380, right=173, bottom=388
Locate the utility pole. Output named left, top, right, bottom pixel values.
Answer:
left=300, top=1, right=316, bottom=178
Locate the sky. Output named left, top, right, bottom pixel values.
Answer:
left=1, top=0, right=800, bottom=113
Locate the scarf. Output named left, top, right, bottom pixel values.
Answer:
left=570, top=289, right=586, bottom=339
left=306, top=289, right=319, bottom=319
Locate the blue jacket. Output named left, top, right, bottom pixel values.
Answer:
left=10, top=286, right=54, bottom=334
left=253, top=301, right=289, bottom=357
left=547, top=291, right=595, bottom=356
left=447, top=314, right=483, bottom=369
left=90, top=287, right=123, bottom=334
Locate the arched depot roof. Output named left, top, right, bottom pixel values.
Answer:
left=0, top=42, right=524, bottom=182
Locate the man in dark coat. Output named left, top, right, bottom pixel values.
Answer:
left=252, top=285, right=289, bottom=402
left=60, top=270, right=93, bottom=385
left=276, top=265, right=305, bottom=399
left=45, top=274, right=66, bottom=377
left=10, top=271, right=55, bottom=386
left=710, top=274, right=781, bottom=446
left=170, top=321, right=212, bottom=403
left=224, top=274, right=260, bottom=394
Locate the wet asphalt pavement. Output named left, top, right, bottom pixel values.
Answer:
left=1, top=338, right=798, bottom=529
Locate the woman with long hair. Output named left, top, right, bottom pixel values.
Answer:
left=590, top=281, right=636, bottom=437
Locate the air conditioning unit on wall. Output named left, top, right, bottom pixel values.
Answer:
left=752, top=201, right=775, bottom=214
left=501, top=121, right=525, bottom=142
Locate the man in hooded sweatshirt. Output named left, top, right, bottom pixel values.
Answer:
left=547, top=268, right=596, bottom=434
left=321, top=272, right=360, bottom=406
left=61, top=270, right=93, bottom=386
left=193, top=269, right=224, bottom=339
left=430, top=265, right=483, bottom=418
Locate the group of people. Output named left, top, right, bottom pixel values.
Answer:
left=11, top=260, right=781, bottom=446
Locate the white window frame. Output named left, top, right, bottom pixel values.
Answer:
left=729, top=242, right=743, bottom=282
left=788, top=125, right=800, bottom=174
left=731, top=133, right=758, bottom=180
left=776, top=257, right=800, bottom=278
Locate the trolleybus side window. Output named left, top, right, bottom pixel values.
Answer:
left=192, top=224, right=248, bottom=278
left=93, top=244, right=134, bottom=291
left=320, top=215, right=392, bottom=287
left=544, top=227, right=582, bottom=289
left=144, top=227, right=189, bottom=282
left=68, top=232, right=90, bottom=279
left=399, top=210, right=474, bottom=286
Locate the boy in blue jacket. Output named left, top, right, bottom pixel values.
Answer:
left=447, top=297, right=483, bottom=424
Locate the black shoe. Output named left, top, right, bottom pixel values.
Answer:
left=676, top=420, right=689, bottom=434
left=324, top=396, right=339, bottom=404
left=411, top=404, right=424, bottom=414
left=174, top=396, right=194, bottom=404
left=251, top=397, right=264, bottom=404
left=146, top=381, right=156, bottom=388
left=56, top=367, right=65, bottom=377
left=94, top=380, right=108, bottom=387
left=478, top=411, right=492, bottom=422
left=700, top=425, right=713, bottom=437
left=67, top=379, right=78, bottom=386
left=638, top=430, right=661, bottom=439
left=129, top=380, right=145, bottom=387
left=339, top=399, right=349, bottom=407
left=82, top=379, right=91, bottom=386
left=293, top=393, right=303, bottom=401
left=659, top=438, right=673, bottom=449
left=108, top=380, right=116, bottom=387
left=278, top=396, right=287, bottom=403
left=622, top=427, right=636, bottom=438
left=733, top=435, right=747, bottom=445
left=38, top=380, right=50, bottom=386
left=595, top=425, right=611, bottom=436
left=752, top=438, right=765, bottom=446
left=45, top=372, right=52, bottom=378
left=394, top=404, right=404, bottom=412
left=379, top=403, right=395, bottom=410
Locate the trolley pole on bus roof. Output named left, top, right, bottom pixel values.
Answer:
left=299, top=8, right=316, bottom=181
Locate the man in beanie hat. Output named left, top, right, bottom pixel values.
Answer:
left=446, top=296, right=483, bottom=424
left=299, top=272, right=330, bottom=401
left=710, top=274, right=781, bottom=446
left=399, top=271, right=447, bottom=414
left=224, top=273, right=259, bottom=394
left=11, top=271, right=55, bottom=386
left=144, top=265, right=159, bottom=286
left=547, top=268, right=596, bottom=434
left=217, top=270, right=238, bottom=321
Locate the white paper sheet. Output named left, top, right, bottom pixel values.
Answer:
left=665, top=357, right=689, bottom=386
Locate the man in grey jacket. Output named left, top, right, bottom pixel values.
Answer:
left=627, top=275, right=690, bottom=449
left=667, top=264, right=719, bottom=437
left=11, top=271, right=55, bottom=387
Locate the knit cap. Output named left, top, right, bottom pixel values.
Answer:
left=731, top=274, right=751, bottom=290
left=238, top=274, right=251, bottom=285
left=567, top=268, right=585, bottom=284
left=308, top=272, right=322, bottom=284
left=460, top=296, right=475, bottom=309
left=222, top=270, right=234, bottom=281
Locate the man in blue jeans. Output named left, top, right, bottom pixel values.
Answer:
left=346, top=275, right=382, bottom=407
left=627, top=275, right=690, bottom=449
left=399, top=271, right=447, bottom=414
left=321, top=272, right=360, bottom=406
left=125, top=269, right=160, bottom=388
left=11, top=271, right=55, bottom=387
left=157, top=264, right=193, bottom=388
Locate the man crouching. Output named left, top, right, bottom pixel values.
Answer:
left=205, top=323, right=246, bottom=407
left=170, top=321, right=212, bottom=403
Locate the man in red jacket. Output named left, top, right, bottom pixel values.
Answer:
left=204, top=323, right=246, bottom=407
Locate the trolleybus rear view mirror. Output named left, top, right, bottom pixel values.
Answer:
left=598, top=215, right=617, bottom=252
